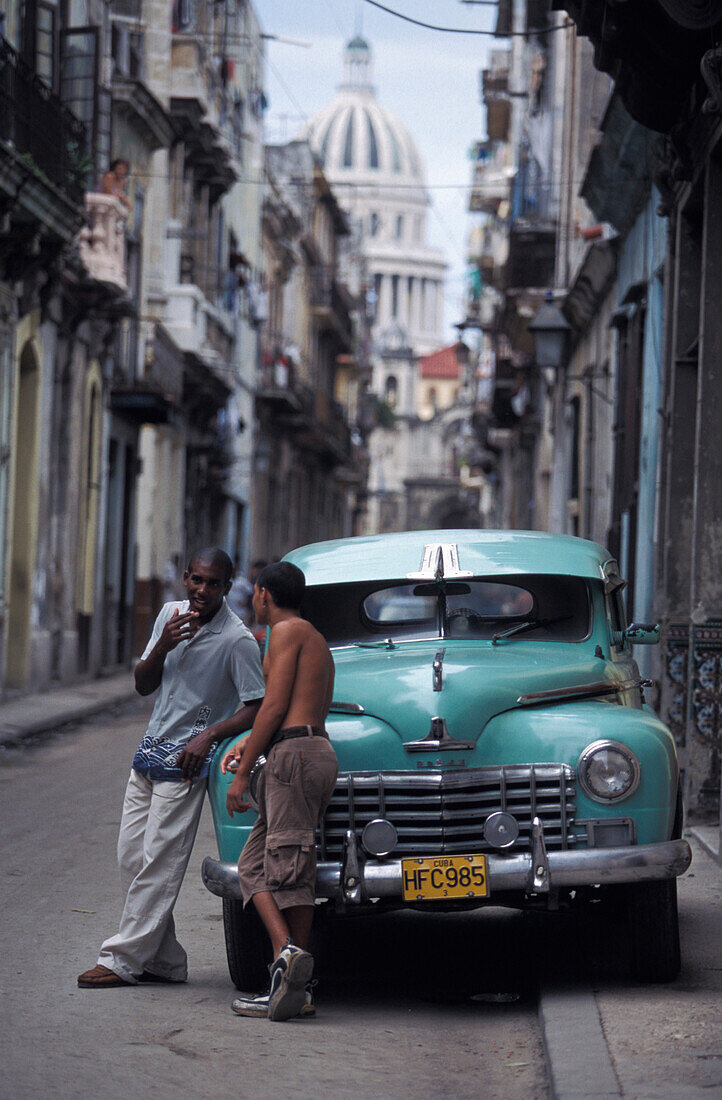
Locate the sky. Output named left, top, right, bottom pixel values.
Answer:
left=253, top=0, right=498, bottom=342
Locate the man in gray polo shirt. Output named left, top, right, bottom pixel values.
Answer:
left=78, top=548, right=265, bottom=988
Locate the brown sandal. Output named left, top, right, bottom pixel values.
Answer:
left=77, top=964, right=132, bottom=988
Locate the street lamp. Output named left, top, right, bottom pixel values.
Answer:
left=454, top=338, right=471, bottom=367
left=453, top=320, right=474, bottom=396
left=527, top=293, right=570, bottom=372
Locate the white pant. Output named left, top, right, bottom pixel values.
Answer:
left=97, top=769, right=206, bottom=983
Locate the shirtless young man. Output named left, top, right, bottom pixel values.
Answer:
left=223, top=561, right=337, bottom=1021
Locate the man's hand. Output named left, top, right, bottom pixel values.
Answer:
left=159, top=607, right=199, bottom=654
left=227, top=772, right=251, bottom=817
left=177, top=728, right=216, bottom=781
left=220, top=739, right=247, bottom=774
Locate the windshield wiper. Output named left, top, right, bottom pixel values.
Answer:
left=491, top=615, right=572, bottom=645
left=354, top=638, right=397, bottom=650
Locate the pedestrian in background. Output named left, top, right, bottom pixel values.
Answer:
left=226, top=564, right=254, bottom=624
left=77, top=547, right=265, bottom=988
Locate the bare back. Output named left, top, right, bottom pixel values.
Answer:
left=263, top=617, right=334, bottom=730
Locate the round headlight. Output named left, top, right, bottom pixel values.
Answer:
left=577, top=740, right=640, bottom=803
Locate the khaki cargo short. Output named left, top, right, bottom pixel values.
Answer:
left=237, top=732, right=338, bottom=910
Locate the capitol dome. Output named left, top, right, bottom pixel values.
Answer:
left=305, top=37, right=425, bottom=188
left=302, top=37, right=446, bottom=361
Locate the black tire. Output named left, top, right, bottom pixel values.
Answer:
left=625, top=877, right=681, bottom=983
left=222, top=898, right=272, bottom=991
left=672, top=783, right=684, bottom=840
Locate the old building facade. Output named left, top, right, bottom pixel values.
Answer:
left=0, top=0, right=267, bottom=692
left=467, top=0, right=722, bottom=830
left=251, top=140, right=362, bottom=560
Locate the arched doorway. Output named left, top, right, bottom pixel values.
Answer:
left=5, top=342, right=40, bottom=688
left=77, top=363, right=103, bottom=672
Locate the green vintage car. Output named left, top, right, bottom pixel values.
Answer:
left=202, top=530, right=691, bottom=988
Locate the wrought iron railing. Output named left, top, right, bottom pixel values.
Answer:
left=0, top=34, right=88, bottom=206
left=309, top=266, right=354, bottom=345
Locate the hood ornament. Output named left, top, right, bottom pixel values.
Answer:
left=404, top=716, right=476, bottom=753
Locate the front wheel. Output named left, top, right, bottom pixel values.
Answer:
left=222, top=898, right=272, bottom=991
left=624, top=878, right=681, bottom=983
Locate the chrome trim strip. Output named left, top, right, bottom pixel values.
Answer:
left=403, top=716, right=476, bottom=753
left=517, top=678, right=641, bottom=706
left=440, top=543, right=473, bottom=578
left=406, top=542, right=473, bottom=579
left=407, top=543, right=443, bottom=580
left=202, top=839, right=692, bottom=901
left=341, top=829, right=363, bottom=903
left=329, top=701, right=365, bottom=714
left=530, top=816, right=550, bottom=892
left=432, top=649, right=445, bottom=692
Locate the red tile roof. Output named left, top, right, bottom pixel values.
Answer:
left=419, top=344, right=460, bottom=379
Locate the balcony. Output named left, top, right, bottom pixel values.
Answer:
left=169, top=35, right=235, bottom=196
left=468, top=149, right=513, bottom=215
left=255, top=344, right=354, bottom=465
left=78, top=193, right=128, bottom=292
left=314, top=391, right=353, bottom=463
left=170, top=35, right=211, bottom=120
left=0, top=34, right=87, bottom=254
left=507, top=168, right=556, bottom=291
left=111, top=325, right=184, bottom=424
left=165, top=284, right=235, bottom=403
left=310, top=267, right=354, bottom=348
left=506, top=223, right=556, bottom=291
left=256, top=351, right=305, bottom=416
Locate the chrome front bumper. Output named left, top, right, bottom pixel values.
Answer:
left=202, top=834, right=692, bottom=904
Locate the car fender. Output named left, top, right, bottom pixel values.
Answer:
left=208, top=715, right=406, bottom=862
left=480, top=699, right=679, bottom=844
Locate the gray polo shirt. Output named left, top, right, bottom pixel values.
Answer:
left=132, top=598, right=265, bottom=782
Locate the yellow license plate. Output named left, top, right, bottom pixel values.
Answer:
left=401, top=854, right=489, bottom=901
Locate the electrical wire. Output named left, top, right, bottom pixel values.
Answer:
left=360, top=0, right=575, bottom=36
left=125, top=167, right=649, bottom=191
left=265, top=52, right=308, bottom=124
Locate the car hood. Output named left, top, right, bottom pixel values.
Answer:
left=330, top=639, right=620, bottom=744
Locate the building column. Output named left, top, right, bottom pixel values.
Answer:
left=656, top=186, right=703, bottom=809
left=632, top=272, right=664, bottom=678
left=684, top=156, right=722, bottom=817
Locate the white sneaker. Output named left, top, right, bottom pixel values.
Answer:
left=267, top=942, right=315, bottom=1022
left=231, top=981, right=316, bottom=1019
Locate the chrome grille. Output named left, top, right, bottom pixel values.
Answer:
left=317, top=764, right=577, bottom=858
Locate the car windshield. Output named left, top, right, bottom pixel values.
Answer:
left=301, top=575, right=591, bottom=645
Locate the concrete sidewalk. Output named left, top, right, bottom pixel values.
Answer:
left=0, top=670, right=138, bottom=747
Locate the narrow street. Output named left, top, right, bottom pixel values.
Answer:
left=0, top=704, right=719, bottom=1100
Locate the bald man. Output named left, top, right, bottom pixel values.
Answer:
left=78, top=548, right=265, bottom=988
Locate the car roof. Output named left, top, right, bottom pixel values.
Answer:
left=284, top=529, right=613, bottom=586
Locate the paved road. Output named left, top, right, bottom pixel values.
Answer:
left=0, top=703, right=547, bottom=1100
left=1, top=703, right=720, bottom=1099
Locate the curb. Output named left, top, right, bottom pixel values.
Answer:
left=0, top=680, right=138, bottom=747
left=688, top=826, right=722, bottom=868
left=539, top=986, right=621, bottom=1099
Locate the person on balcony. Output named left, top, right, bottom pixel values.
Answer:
left=101, top=158, right=132, bottom=211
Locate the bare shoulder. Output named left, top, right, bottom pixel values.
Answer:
left=272, top=617, right=329, bottom=650
left=270, top=617, right=313, bottom=644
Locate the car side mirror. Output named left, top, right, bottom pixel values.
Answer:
left=624, top=622, right=660, bottom=645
